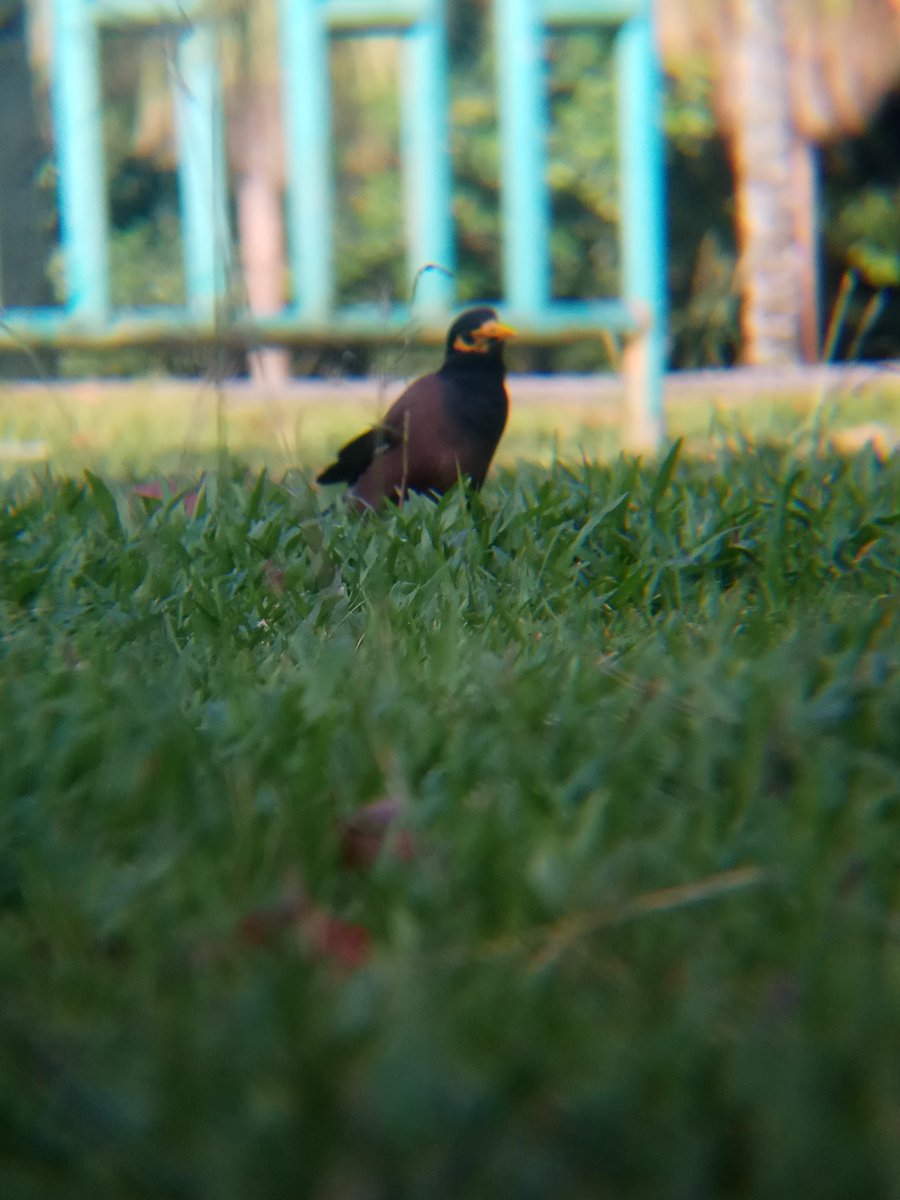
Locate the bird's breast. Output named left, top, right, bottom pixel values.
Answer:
left=443, top=381, right=508, bottom=445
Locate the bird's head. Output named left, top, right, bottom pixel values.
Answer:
left=445, top=307, right=517, bottom=359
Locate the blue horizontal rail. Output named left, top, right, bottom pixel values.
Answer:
left=0, top=299, right=638, bottom=348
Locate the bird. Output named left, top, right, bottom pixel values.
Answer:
left=316, top=307, right=516, bottom=510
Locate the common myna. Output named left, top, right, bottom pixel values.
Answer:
left=316, top=307, right=516, bottom=509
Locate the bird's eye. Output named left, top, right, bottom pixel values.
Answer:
left=453, top=332, right=485, bottom=353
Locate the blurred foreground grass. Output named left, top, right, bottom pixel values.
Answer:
left=0, top=392, right=899, bottom=1197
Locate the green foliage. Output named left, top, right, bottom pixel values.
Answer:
left=663, top=65, right=718, bottom=150
left=1, top=445, right=899, bottom=1196
left=831, top=186, right=900, bottom=288
left=48, top=215, right=189, bottom=377
left=330, top=40, right=407, bottom=307
left=547, top=32, right=620, bottom=312
left=668, top=231, right=740, bottom=367
left=664, top=71, right=741, bottom=367
left=451, top=27, right=623, bottom=327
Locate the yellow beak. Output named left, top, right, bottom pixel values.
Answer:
left=475, top=319, right=517, bottom=342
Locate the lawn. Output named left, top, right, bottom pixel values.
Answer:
left=1, top=363, right=898, bottom=476
left=0, top=384, right=899, bottom=1198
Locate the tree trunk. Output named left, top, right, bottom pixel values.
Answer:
left=233, top=86, right=291, bottom=388
left=728, top=0, right=805, bottom=364
left=237, top=167, right=291, bottom=387
left=791, top=136, right=820, bottom=362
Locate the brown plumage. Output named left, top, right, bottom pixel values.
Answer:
left=316, top=307, right=516, bottom=509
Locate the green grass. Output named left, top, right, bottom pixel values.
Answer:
left=1, top=371, right=898, bottom=477
left=1, top=434, right=899, bottom=1198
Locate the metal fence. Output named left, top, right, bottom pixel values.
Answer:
left=0, top=0, right=666, bottom=448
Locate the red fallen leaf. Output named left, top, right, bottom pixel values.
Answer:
left=236, top=885, right=371, bottom=970
left=338, top=797, right=417, bottom=870
left=305, top=911, right=371, bottom=969
left=133, top=481, right=165, bottom=501
left=133, top=479, right=201, bottom=516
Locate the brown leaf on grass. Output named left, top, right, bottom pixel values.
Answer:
left=262, top=559, right=287, bottom=594
left=236, top=881, right=371, bottom=970
left=133, top=479, right=201, bottom=516
left=338, top=797, right=417, bottom=870
left=303, top=911, right=372, bottom=969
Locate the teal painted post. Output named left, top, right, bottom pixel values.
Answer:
left=496, top=0, right=550, bottom=316
left=173, top=23, right=227, bottom=320
left=616, top=11, right=666, bottom=449
left=278, top=0, right=333, bottom=319
left=49, top=0, right=109, bottom=322
left=400, top=0, right=454, bottom=314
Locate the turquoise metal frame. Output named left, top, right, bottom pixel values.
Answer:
left=1, top=0, right=666, bottom=447
left=277, top=0, right=454, bottom=320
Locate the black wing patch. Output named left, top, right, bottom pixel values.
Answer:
left=316, top=424, right=400, bottom=486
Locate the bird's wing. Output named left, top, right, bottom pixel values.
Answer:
left=317, top=427, right=381, bottom=485
left=378, top=373, right=439, bottom=434
left=348, top=374, right=458, bottom=507
left=317, top=411, right=416, bottom=487
left=316, top=374, right=440, bottom=490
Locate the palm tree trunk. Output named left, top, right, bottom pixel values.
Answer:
left=729, top=0, right=804, bottom=364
